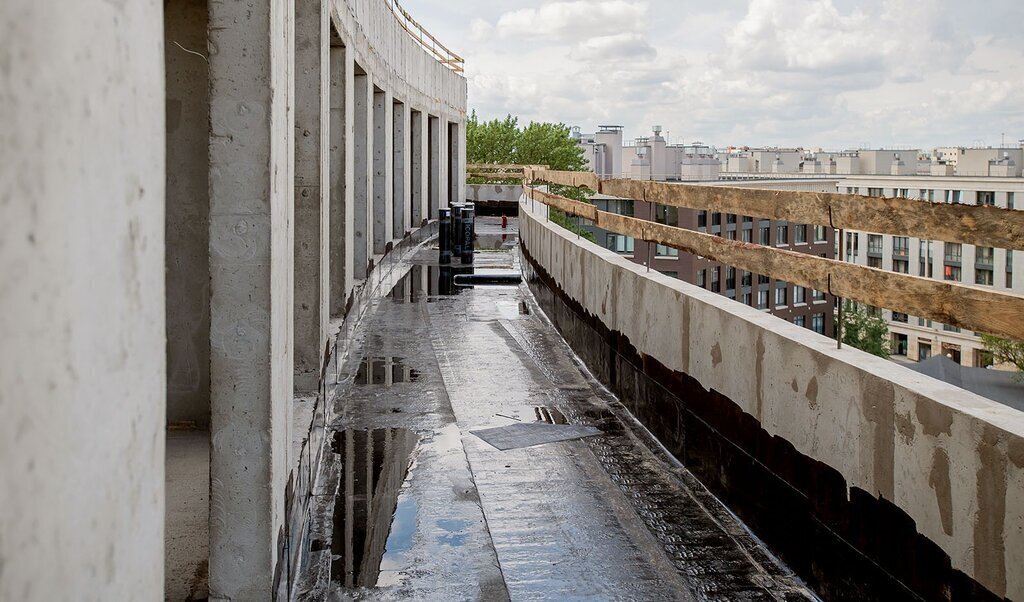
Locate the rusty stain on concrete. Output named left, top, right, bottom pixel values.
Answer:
left=895, top=411, right=916, bottom=446
left=929, top=447, right=954, bottom=537
left=804, top=376, right=818, bottom=410
left=974, top=425, right=1007, bottom=597
left=915, top=397, right=953, bottom=438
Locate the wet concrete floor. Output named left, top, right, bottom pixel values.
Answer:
left=304, top=218, right=816, bottom=601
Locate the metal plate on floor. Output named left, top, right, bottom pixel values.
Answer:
left=471, top=422, right=602, bottom=451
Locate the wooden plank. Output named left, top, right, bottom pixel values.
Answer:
left=525, top=168, right=600, bottom=191
left=467, top=163, right=526, bottom=171
left=467, top=172, right=525, bottom=180
left=523, top=185, right=1024, bottom=340
left=599, top=179, right=1024, bottom=251
left=526, top=187, right=598, bottom=221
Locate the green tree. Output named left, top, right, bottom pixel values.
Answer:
left=840, top=301, right=890, bottom=358
left=466, top=112, right=585, bottom=170
left=980, top=334, right=1024, bottom=381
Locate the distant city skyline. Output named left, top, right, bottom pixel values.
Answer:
left=408, top=0, right=1024, bottom=149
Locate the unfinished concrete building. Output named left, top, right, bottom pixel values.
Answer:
left=2, top=0, right=464, bottom=599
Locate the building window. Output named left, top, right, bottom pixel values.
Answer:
left=655, top=244, right=679, bottom=257
left=944, top=265, right=961, bottom=281
left=712, top=212, right=722, bottom=227
left=741, top=228, right=752, bottom=243
left=845, top=232, right=859, bottom=258
left=742, top=271, right=752, bottom=287
left=758, top=273, right=770, bottom=285
left=892, top=259, right=909, bottom=273
left=697, top=210, right=707, bottom=229
left=867, top=234, right=883, bottom=255
left=814, top=225, right=827, bottom=243
left=918, top=189, right=928, bottom=200
left=893, top=236, right=909, bottom=257
left=811, top=313, right=825, bottom=334
left=775, top=285, right=787, bottom=307
left=776, top=225, right=788, bottom=245
left=919, top=343, right=932, bottom=361
left=945, top=190, right=962, bottom=204
left=697, top=269, right=706, bottom=288
left=976, top=349, right=995, bottom=368
left=1009, top=192, right=1015, bottom=210
left=944, top=243, right=962, bottom=263
left=726, top=267, right=736, bottom=290
left=896, top=188, right=908, bottom=198
left=892, top=312, right=908, bottom=323
left=660, top=271, right=678, bottom=278
left=725, top=229, right=736, bottom=241
left=976, top=269, right=993, bottom=286
left=795, top=224, right=807, bottom=244
left=919, top=240, right=933, bottom=278
left=711, top=267, right=720, bottom=292
left=927, top=189, right=935, bottom=202
left=868, top=187, right=883, bottom=197
left=794, top=286, right=806, bottom=304
left=742, top=292, right=752, bottom=306
left=868, top=257, right=883, bottom=268
left=977, top=191, right=995, bottom=206
left=727, top=213, right=737, bottom=224
left=893, top=333, right=909, bottom=356
left=655, top=204, right=678, bottom=227
left=607, top=234, right=635, bottom=254
left=757, top=289, right=768, bottom=309
left=1007, top=251, right=1013, bottom=287
left=812, top=288, right=825, bottom=302
left=976, top=246, right=994, bottom=266
left=794, top=315, right=805, bottom=328
left=759, top=227, right=770, bottom=245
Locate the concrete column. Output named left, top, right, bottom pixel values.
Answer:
left=439, top=115, right=450, bottom=209
left=293, top=0, right=330, bottom=393
left=428, top=115, right=441, bottom=217
left=166, top=0, right=211, bottom=426
left=0, top=1, right=165, bottom=599
left=328, top=40, right=351, bottom=316
left=208, top=0, right=294, bottom=597
left=353, top=68, right=370, bottom=279
left=372, top=87, right=392, bottom=254
left=448, top=120, right=460, bottom=206
left=392, top=100, right=409, bottom=238
left=410, top=110, right=425, bottom=227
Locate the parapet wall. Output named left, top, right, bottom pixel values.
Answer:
left=519, top=201, right=1024, bottom=599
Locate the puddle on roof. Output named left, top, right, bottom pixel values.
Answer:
left=355, top=357, right=421, bottom=385
left=388, top=265, right=477, bottom=302
left=329, top=428, right=420, bottom=589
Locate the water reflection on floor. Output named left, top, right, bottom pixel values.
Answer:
left=329, top=428, right=420, bottom=589
left=355, top=357, right=421, bottom=385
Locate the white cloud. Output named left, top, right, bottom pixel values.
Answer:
left=491, top=1, right=648, bottom=41
left=431, top=0, right=1024, bottom=148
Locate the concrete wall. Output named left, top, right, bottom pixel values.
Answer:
left=166, top=0, right=211, bottom=425
left=520, top=201, right=1024, bottom=599
left=0, top=1, right=166, bottom=600
left=466, top=184, right=524, bottom=204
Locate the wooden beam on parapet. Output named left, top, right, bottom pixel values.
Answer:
left=599, top=179, right=1024, bottom=251
left=524, top=184, right=1024, bottom=341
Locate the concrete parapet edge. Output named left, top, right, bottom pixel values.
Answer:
left=519, top=199, right=1024, bottom=599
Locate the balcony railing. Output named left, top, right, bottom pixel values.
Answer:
left=506, top=165, right=1024, bottom=342
left=385, top=0, right=464, bottom=73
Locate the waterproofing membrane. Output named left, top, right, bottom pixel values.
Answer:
left=471, top=422, right=602, bottom=451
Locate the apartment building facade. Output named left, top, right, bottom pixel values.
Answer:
left=838, top=175, right=1024, bottom=367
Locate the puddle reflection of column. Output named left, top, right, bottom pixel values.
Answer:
left=332, top=428, right=420, bottom=588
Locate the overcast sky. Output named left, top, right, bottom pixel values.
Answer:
left=406, top=0, right=1023, bottom=150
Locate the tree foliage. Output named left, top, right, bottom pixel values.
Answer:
left=980, top=334, right=1024, bottom=381
left=840, top=301, right=890, bottom=358
left=466, top=111, right=586, bottom=171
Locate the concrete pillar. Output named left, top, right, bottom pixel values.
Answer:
left=353, top=68, right=370, bottom=279
left=410, top=110, right=425, bottom=227
left=428, top=115, right=441, bottom=218
left=166, top=0, right=211, bottom=426
left=328, top=39, right=351, bottom=316
left=0, top=0, right=165, bottom=599
left=372, top=87, right=392, bottom=254
left=393, top=100, right=409, bottom=238
left=293, top=0, right=330, bottom=393
left=448, top=121, right=460, bottom=206
left=208, top=0, right=294, bottom=597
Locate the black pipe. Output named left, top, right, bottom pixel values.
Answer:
left=438, top=208, right=452, bottom=264
left=452, top=203, right=464, bottom=260
left=460, top=204, right=475, bottom=264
